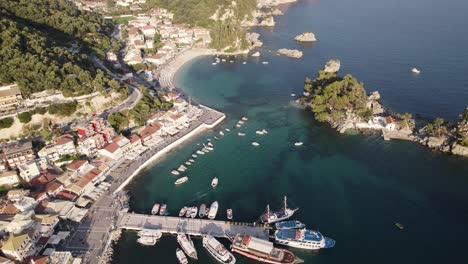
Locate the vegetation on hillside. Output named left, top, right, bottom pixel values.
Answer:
left=304, top=70, right=371, bottom=124
left=128, top=87, right=172, bottom=126
left=0, top=0, right=123, bottom=97
left=456, top=108, right=468, bottom=146
left=0, top=117, right=14, bottom=129
left=47, top=101, right=78, bottom=116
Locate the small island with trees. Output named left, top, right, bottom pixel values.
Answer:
left=301, top=59, right=468, bottom=157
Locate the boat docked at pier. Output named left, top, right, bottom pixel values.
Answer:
left=203, top=235, right=236, bottom=264
left=190, top=206, right=198, bottom=218
left=208, top=201, right=219, bottom=219
left=159, top=204, right=167, bottom=215
left=227, top=209, right=233, bottom=220
left=231, top=234, right=300, bottom=264
left=260, top=197, right=298, bottom=224
left=176, top=248, right=189, bottom=264
left=199, top=204, right=206, bottom=218
left=275, top=221, right=305, bottom=230
left=151, top=203, right=160, bottom=215
left=137, top=236, right=158, bottom=246
left=171, top=170, right=180, bottom=175
left=211, top=177, right=219, bottom=188
left=138, top=229, right=162, bottom=239
left=177, top=233, right=198, bottom=259
left=175, top=176, right=189, bottom=185
left=274, top=228, right=335, bottom=250
left=179, top=207, right=188, bottom=217
left=178, top=165, right=187, bottom=172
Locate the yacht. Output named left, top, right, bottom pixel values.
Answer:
left=175, top=176, right=189, bottom=185
left=231, top=234, right=299, bottom=264
left=151, top=203, right=160, bottom=215
left=294, top=142, right=303, bottom=146
left=137, top=236, right=157, bottom=246
left=192, top=154, right=198, bottom=158
left=178, top=165, right=187, bottom=172
left=196, top=150, right=205, bottom=155
left=242, top=117, right=248, bottom=121
left=199, top=204, right=206, bottom=218
left=185, top=161, right=191, bottom=166
left=176, top=248, right=189, bottom=264
left=189, top=158, right=195, bottom=163
left=275, top=228, right=335, bottom=250
left=227, top=209, right=233, bottom=220
left=275, top=221, right=306, bottom=230
left=219, top=131, right=225, bottom=136
left=211, top=177, right=219, bottom=188
left=159, top=204, right=167, bottom=215
left=171, top=170, right=180, bottom=176
left=411, top=67, right=421, bottom=74
left=256, top=130, right=264, bottom=135
left=138, top=229, right=162, bottom=239
left=260, top=196, right=298, bottom=224
left=203, top=235, right=236, bottom=264
left=238, top=132, right=246, bottom=136
left=179, top=207, right=188, bottom=217
left=252, top=142, right=260, bottom=146
left=177, top=234, right=198, bottom=259
left=190, top=206, right=197, bottom=218
left=208, top=201, right=219, bottom=219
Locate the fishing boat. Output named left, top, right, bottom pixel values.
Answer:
left=275, top=228, right=335, bottom=250
left=252, top=142, right=260, bottom=146
left=191, top=206, right=198, bottom=218
left=395, top=222, right=404, bottom=230
left=203, top=235, right=236, bottom=264
left=227, top=209, right=233, bottom=220
left=238, top=132, right=246, bottom=136
left=171, top=170, right=180, bottom=175
left=179, top=207, right=188, bottom=217
left=256, top=130, right=264, bottom=135
left=211, top=176, right=219, bottom=188
left=196, top=150, right=205, bottom=155
left=192, top=154, right=198, bottom=158
left=151, top=203, right=160, bottom=215
left=242, top=117, right=248, bottom=121
left=294, top=142, right=303, bottom=146
left=260, top=196, right=298, bottom=224
left=159, top=204, right=167, bottom=215
left=208, top=201, right=219, bottom=220
left=275, top=221, right=306, bottom=230
left=176, top=248, right=189, bottom=264
left=231, top=234, right=299, bottom=264
left=411, top=67, right=421, bottom=74
left=199, top=204, right=206, bottom=218
left=175, top=176, right=189, bottom=185
left=219, top=131, right=225, bottom=136
left=178, top=165, right=187, bottom=172
left=138, top=229, right=162, bottom=239
left=177, top=234, right=198, bottom=259
left=189, top=158, right=195, bottom=163
left=137, top=236, right=157, bottom=246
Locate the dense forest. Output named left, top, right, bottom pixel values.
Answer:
left=0, top=0, right=122, bottom=97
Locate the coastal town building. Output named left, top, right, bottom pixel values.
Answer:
left=7, top=189, right=30, bottom=202
left=0, top=171, right=20, bottom=187
left=18, top=160, right=41, bottom=182
left=54, top=134, right=77, bottom=157
left=2, top=141, right=35, bottom=169
left=1, top=231, right=35, bottom=262
left=98, top=142, right=123, bottom=160
left=0, top=84, right=22, bottom=112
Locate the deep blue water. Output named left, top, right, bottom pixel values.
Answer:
left=113, top=0, right=468, bottom=263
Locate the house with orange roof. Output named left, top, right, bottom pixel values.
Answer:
left=98, top=142, right=122, bottom=160
left=66, top=160, right=89, bottom=176
left=138, top=123, right=163, bottom=146
left=54, top=134, right=76, bottom=157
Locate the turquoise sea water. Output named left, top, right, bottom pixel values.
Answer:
left=113, top=0, right=468, bottom=263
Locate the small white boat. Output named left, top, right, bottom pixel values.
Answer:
left=196, top=150, right=205, bottom=155
left=214, top=136, right=219, bottom=140
left=294, top=142, right=303, bottom=146
left=211, top=177, right=218, bottom=188
left=159, top=204, right=167, bottom=215
left=185, top=208, right=192, bottom=218
left=202, top=147, right=210, bottom=153
left=208, top=201, right=219, bottom=220
left=262, top=61, right=269, bottom=64
left=207, top=142, right=214, bottom=147
left=176, top=248, right=189, bottom=264
left=238, top=132, right=246, bottom=136
left=235, top=124, right=242, bottom=128
left=291, top=93, right=296, bottom=97
left=171, top=170, right=180, bottom=175
left=189, top=158, right=195, bottom=163
left=178, top=165, right=187, bottom=172
left=185, top=162, right=191, bottom=165
left=241, top=117, right=248, bottom=121
left=190, top=206, right=198, bottom=218
left=179, top=207, right=188, bottom=217
left=227, top=209, right=233, bottom=220
left=230, top=60, right=234, bottom=63
left=238, top=120, right=244, bottom=124
left=205, top=146, right=214, bottom=151
left=252, top=142, right=260, bottom=146
left=225, top=128, right=231, bottom=132
left=219, top=131, right=225, bottom=136
left=137, top=236, right=157, bottom=246
left=262, top=129, right=268, bottom=134
left=192, top=154, right=198, bottom=158
left=151, top=203, right=160, bottom=215
left=212, top=62, right=217, bottom=65
left=411, top=67, right=421, bottom=74
left=175, top=176, right=189, bottom=185
left=255, top=130, right=264, bottom=135
left=138, top=229, right=162, bottom=239
left=242, top=62, right=247, bottom=65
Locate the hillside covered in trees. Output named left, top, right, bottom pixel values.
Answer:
left=0, top=0, right=122, bottom=97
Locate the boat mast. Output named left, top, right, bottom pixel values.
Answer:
left=266, top=204, right=270, bottom=215
left=283, top=196, right=287, bottom=210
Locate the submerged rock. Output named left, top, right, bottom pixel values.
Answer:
left=324, top=59, right=341, bottom=73
left=277, top=48, right=303, bottom=58
left=294, top=32, right=317, bottom=42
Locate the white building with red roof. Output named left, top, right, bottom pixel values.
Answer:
left=142, top=25, right=156, bottom=37
left=54, top=134, right=76, bottom=157
left=98, top=142, right=123, bottom=160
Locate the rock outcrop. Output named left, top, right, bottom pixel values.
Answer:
left=277, top=48, right=303, bottom=58
left=259, top=16, right=275, bottom=27
left=366, top=91, right=384, bottom=114
left=294, top=32, right=317, bottom=42
left=427, top=136, right=447, bottom=149
left=246, top=32, right=263, bottom=49
left=451, top=143, right=468, bottom=156
left=257, top=0, right=297, bottom=8
left=324, top=59, right=341, bottom=73
left=251, top=51, right=261, bottom=57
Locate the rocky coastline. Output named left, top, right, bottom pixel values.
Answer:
left=294, top=32, right=317, bottom=42
left=300, top=59, right=468, bottom=158
left=277, top=48, right=303, bottom=58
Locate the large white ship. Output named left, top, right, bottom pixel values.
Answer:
left=260, top=196, right=298, bottom=224
left=208, top=201, right=219, bottom=219
left=177, top=233, right=198, bottom=259
left=274, top=228, right=335, bottom=250
left=202, top=235, right=236, bottom=264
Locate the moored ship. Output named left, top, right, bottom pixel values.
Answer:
left=176, top=248, right=189, bottom=264
left=151, top=203, right=160, bottom=215
left=199, top=204, right=206, bottom=218
left=274, top=229, right=335, bottom=250
left=260, top=196, right=298, bottom=224
left=275, top=221, right=305, bottom=230
left=208, top=201, right=219, bottom=219
left=203, top=235, right=236, bottom=264
left=231, top=234, right=300, bottom=264
left=177, top=233, right=198, bottom=259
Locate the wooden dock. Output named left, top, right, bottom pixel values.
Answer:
left=118, top=213, right=270, bottom=239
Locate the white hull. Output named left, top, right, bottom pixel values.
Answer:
left=208, top=201, right=218, bottom=219
left=275, top=238, right=324, bottom=250
left=177, top=234, right=198, bottom=259
left=203, top=236, right=236, bottom=264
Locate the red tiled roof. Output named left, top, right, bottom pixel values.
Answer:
left=44, top=181, right=62, bottom=193
left=138, top=126, right=158, bottom=139
left=67, top=160, right=87, bottom=171
left=75, top=178, right=91, bottom=188
left=29, top=191, right=48, bottom=201
left=83, top=168, right=101, bottom=182
left=128, top=27, right=138, bottom=35
left=0, top=202, right=19, bottom=215
left=130, top=134, right=141, bottom=143
left=385, top=116, right=395, bottom=124
left=102, top=142, right=120, bottom=153
left=55, top=134, right=74, bottom=145
left=55, top=191, right=77, bottom=201
left=142, top=25, right=155, bottom=30
left=34, top=201, right=49, bottom=214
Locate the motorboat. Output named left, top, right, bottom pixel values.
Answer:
left=151, top=203, right=160, bottom=215
left=192, top=154, right=198, bottom=158
left=179, top=207, right=188, bottom=217
left=262, top=61, right=269, bottom=64
left=238, top=120, right=244, bottom=124
left=185, top=208, right=192, bottom=218
left=227, top=209, right=233, bottom=220
left=219, top=131, right=225, bottom=136
left=212, top=62, right=217, bottom=65
left=208, top=201, right=219, bottom=220
left=411, top=67, right=421, bottom=74
left=199, top=204, right=206, bottom=218
left=225, top=128, right=231, bottom=132
left=176, top=248, right=189, bottom=264
left=211, top=177, right=218, bottom=188
left=262, top=129, right=268, bottom=134
left=208, top=142, right=214, bottom=147
left=242, top=62, right=247, bottom=65
left=291, top=93, right=296, bottom=97
left=190, top=206, right=198, bottom=218
left=238, top=132, right=246, bottom=136
left=171, top=170, right=180, bottom=175
left=138, top=229, right=162, bottom=239
left=241, top=117, right=248, bottom=121
left=252, top=142, right=260, bottom=146
left=294, top=142, right=303, bottom=146
left=235, top=124, right=242, bottom=128
left=159, top=204, right=167, bottom=215
left=203, top=235, right=236, bottom=264
left=255, top=130, right=264, bottom=135
left=185, top=161, right=191, bottom=166
left=178, top=165, right=187, bottom=172
left=175, top=176, right=189, bottom=185
left=137, top=236, right=157, bottom=246
left=197, top=150, right=205, bottom=155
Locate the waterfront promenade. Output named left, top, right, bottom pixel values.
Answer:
left=119, top=213, right=270, bottom=239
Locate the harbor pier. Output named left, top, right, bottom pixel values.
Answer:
left=118, top=213, right=270, bottom=239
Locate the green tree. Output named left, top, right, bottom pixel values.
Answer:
left=433, top=118, right=444, bottom=137
left=18, top=111, right=32, bottom=123
left=108, top=112, right=129, bottom=132
left=0, top=117, right=14, bottom=129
